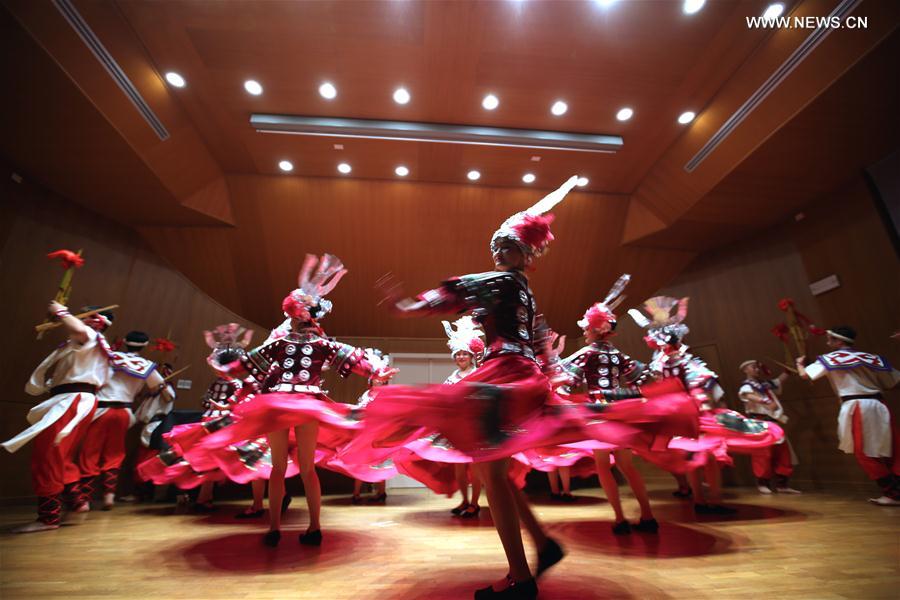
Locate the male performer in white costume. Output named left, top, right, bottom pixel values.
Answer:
left=796, top=326, right=900, bottom=505
left=77, top=330, right=170, bottom=511
left=2, top=302, right=114, bottom=532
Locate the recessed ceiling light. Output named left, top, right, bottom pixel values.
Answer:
left=678, top=111, right=696, bottom=124
left=393, top=87, right=411, bottom=105
left=467, top=170, right=481, bottom=181
left=576, top=177, right=589, bottom=187
left=164, top=72, right=185, bottom=88
left=278, top=160, right=293, bottom=172
left=616, top=107, right=634, bottom=121
left=337, top=163, right=352, bottom=174
left=522, top=173, right=536, bottom=184
left=482, top=94, right=500, bottom=110
left=762, top=2, right=785, bottom=19
left=595, top=0, right=618, bottom=7
left=551, top=100, right=568, bottom=116
left=333, top=144, right=344, bottom=150
left=319, top=82, right=337, bottom=100
left=530, top=156, right=542, bottom=162
left=683, top=0, right=705, bottom=14
left=395, top=165, right=409, bottom=177
left=244, top=80, right=263, bottom=96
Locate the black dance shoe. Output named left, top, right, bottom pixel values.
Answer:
left=235, top=508, right=265, bottom=520
left=708, top=504, right=737, bottom=515
left=474, top=577, right=538, bottom=599
left=451, top=503, right=468, bottom=516
left=560, top=493, right=577, bottom=503
left=536, top=537, right=565, bottom=577
left=460, top=504, right=481, bottom=519
left=633, top=518, right=659, bottom=533
left=281, top=495, right=292, bottom=514
left=299, top=529, right=322, bottom=546
left=612, top=520, right=632, bottom=535
left=193, top=502, right=217, bottom=513
left=262, top=530, right=281, bottom=547
left=367, top=492, right=387, bottom=504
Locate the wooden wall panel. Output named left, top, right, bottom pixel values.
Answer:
left=0, top=166, right=261, bottom=500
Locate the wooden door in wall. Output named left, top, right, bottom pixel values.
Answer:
left=385, top=353, right=456, bottom=489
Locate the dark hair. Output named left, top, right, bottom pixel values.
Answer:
left=213, top=348, right=243, bottom=366
left=830, top=326, right=857, bottom=342
left=124, top=330, right=149, bottom=350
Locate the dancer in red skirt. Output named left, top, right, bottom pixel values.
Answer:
left=355, top=177, right=700, bottom=599
left=630, top=297, right=784, bottom=514
left=196, top=255, right=397, bottom=547
left=557, top=275, right=658, bottom=534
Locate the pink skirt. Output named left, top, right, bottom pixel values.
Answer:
left=336, top=355, right=700, bottom=469
left=187, top=393, right=361, bottom=476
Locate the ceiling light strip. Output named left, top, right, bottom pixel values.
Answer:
left=252, top=115, right=622, bottom=154
left=684, top=0, right=861, bottom=173
left=52, top=0, right=170, bottom=140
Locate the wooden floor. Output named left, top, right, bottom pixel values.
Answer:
left=1, top=485, right=897, bottom=600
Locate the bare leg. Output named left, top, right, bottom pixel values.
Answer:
left=705, top=460, right=723, bottom=505
left=294, top=420, right=321, bottom=533
left=688, top=467, right=705, bottom=504
left=594, top=450, right=625, bottom=522
left=353, top=479, right=363, bottom=497
left=512, top=484, right=547, bottom=550
left=454, top=463, right=470, bottom=510
left=614, top=450, right=653, bottom=520
left=266, top=429, right=289, bottom=532
left=475, top=459, right=531, bottom=587
left=197, top=481, right=215, bottom=505
left=251, top=479, right=265, bottom=511
left=470, top=466, right=482, bottom=506
left=547, top=470, right=560, bottom=496
left=559, top=466, right=571, bottom=495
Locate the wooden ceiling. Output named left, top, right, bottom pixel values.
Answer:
left=2, top=0, right=898, bottom=338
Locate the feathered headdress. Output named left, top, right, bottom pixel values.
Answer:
left=204, top=323, right=254, bottom=366
left=490, top=176, right=580, bottom=257
left=577, top=274, right=630, bottom=333
left=203, top=323, right=254, bottom=350
left=281, top=254, right=348, bottom=322
left=628, top=296, right=690, bottom=346
left=442, top=315, right=486, bottom=356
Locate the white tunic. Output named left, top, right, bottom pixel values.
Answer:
left=134, top=384, right=175, bottom=447
left=93, top=355, right=162, bottom=424
left=738, top=379, right=786, bottom=422
left=3, top=329, right=110, bottom=453
left=805, top=350, right=900, bottom=458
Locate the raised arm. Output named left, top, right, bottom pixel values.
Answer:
left=48, top=301, right=93, bottom=345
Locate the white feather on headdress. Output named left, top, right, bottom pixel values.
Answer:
left=443, top=315, right=485, bottom=355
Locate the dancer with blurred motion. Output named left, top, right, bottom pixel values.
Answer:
left=194, top=256, right=397, bottom=547
left=796, top=327, right=900, bottom=505
left=557, top=276, right=658, bottom=534
left=350, top=177, right=700, bottom=599
left=630, top=297, right=784, bottom=515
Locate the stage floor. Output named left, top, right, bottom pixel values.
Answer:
left=1, top=485, right=897, bottom=599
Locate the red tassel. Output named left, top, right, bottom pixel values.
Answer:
left=47, top=249, right=85, bottom=269
left=153, top=338, right=177, bottom=353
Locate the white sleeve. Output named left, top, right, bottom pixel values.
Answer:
left=738, top=384, right=754, bottom=403
left=804, top=361, right=826, bottom=380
